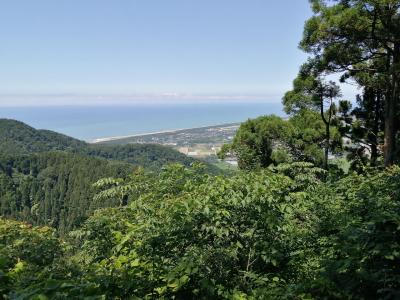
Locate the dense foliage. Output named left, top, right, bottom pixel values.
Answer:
left=1, top=164, right=399, bottom=299
left=0, top=151, right=133, bottom=234
left=85, top=143, right=198, bottom=172
left=219, top=111, right=341, bottom=170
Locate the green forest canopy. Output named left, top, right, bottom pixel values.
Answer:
left=0, top=119, right=218, bottom=234
left=0, top=119, right=202, bottom=170
left=1, top=163, right=399, bottom=299
left=2, top=0, right=400, bottom=299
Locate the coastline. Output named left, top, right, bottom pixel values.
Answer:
left=89, top=122, right=240, bottom=144
left=90, top=128, right=186, bottom=143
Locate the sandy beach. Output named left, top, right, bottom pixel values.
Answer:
left=90, top=128, right=184, bottom=143
left=89, top=123, right=241, bottom=144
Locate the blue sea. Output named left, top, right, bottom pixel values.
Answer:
left=0, top=102, right=284, bottom=141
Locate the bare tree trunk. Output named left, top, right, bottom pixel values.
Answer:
left=325, top=122, right=330, bottom=170
left=384, top=93, right=396, bottom=166
left=320, top=96, right=332, bottom=170
left=370, top=90, right=381, bottom=166
left=384, top=43, right=399, bottom=167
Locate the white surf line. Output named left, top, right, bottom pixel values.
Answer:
left=90, top=129, right=184, bottom=143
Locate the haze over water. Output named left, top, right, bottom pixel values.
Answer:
left=0, top=102, right=284, bottom=141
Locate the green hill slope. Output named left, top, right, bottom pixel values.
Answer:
left=0, top=118, right=207, bottom=171
left=0, top=119, right=86, bottom=154
left=0, top=151, right=133, bottom=234
left=0, top=119, right=218, bottom=232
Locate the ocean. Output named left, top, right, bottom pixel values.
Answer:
left=0, top=102, right=284, bottom=141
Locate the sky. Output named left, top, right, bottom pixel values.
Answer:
left=0, top=0, right=357, bottom=106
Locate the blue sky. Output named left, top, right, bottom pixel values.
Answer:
left=0, top=1, right=326, bottom=105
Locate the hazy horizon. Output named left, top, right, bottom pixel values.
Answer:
left=0, top=102, right=284, bottom=140
left=0, top=93, right=283, bottom=107
left=0, top=0, right=315, bottom=106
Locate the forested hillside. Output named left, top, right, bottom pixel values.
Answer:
left=0, top=119, right=87, bottom=154
left=85, top=143, right=196, bottom=171
left=0, top=119, right=216, bottom=233
left=0, top=151, right=133, bottom=234
left=0, top=119, right=201, bottom=171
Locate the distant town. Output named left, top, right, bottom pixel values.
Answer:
left=93, top=123, right=241, bottom=165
